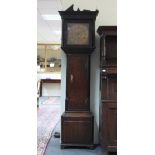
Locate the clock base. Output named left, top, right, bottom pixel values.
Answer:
left=61, top=143, right=95, bottom=149
left=61, top=112, right=94, bottom=149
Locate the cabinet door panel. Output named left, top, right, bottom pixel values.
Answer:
left=62, top=120, right=92, bottom=144
left=101, top=76, right=117, bottom=100
left=105, top=36, right=117, bottom=60
left=102, top=102, right=117, bottom=151
left=66, top=54, right=90, bottom=111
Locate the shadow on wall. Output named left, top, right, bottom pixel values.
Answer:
left=90, top=34, right=100, bottom=144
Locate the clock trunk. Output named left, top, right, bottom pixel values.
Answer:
left=66, top=54, right=90, bottom=111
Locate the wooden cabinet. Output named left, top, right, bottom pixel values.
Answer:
left=97, top=26, right=117, bottom=153
left=59, top=5, right=98, bottom=148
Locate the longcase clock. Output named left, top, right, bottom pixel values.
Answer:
left=59, top=5, right=98, bottom=149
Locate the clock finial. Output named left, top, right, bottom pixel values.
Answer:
left=65, top=4, right=74, bottom=11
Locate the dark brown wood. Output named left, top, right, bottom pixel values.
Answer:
left=97, top=26, right=117, bottom=36
left=37, top=80, right=41, bottom=107
left=101, top=75, right=117, bottom=100
left=41, top=79, right=61, bottom=83
left=61, top=112, right=94, bottom=148
left=102, top=101, right=117, bottom=152
left=59, top=5, right=98, bottom=149
left=40, top=79, right=61, bottom=96
left=59, top=6, right=98, bottom=54
left=66, top=54, right=90, bottom=111
left=97, top=26, right=117, bottom=153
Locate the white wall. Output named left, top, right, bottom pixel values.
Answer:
left=37, top=73, right=61, bottom=80
left=42, top=83, right=61, bottom=96
left=60, top=0, right=117, bottom=144
left=37, top=73, right=61, bottom=96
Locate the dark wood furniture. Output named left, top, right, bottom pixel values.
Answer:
left=59, top=5, right=98, bottom=149
left=40, top=79, right=61, bottom=96
left=37, top=80, right=41, bottom=107
left=97, top=26, right=117, bottom=153
left=61, top=112, right=94, bottom=148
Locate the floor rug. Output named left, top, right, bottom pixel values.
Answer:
left=42, top=97, right=61, bottom=105
left=37, top=99, right=60, bottom=155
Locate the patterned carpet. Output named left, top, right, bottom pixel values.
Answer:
left=37, top=97, right=61, bottom=155
left=41, top=97, right=61, bottom=105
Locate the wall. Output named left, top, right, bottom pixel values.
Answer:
left=60, top=0, right=117, bottom=144
left=42, top=83, right=61, bottom=96
left=37, top=73, right=61, bottom=96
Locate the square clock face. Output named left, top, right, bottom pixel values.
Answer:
left=67, top=23, right=90, bottom=45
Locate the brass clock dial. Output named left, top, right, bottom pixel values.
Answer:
left=67, top=23, right=89, bottom=45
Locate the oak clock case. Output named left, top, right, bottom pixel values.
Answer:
left=59, top=5, right=98, bottom=149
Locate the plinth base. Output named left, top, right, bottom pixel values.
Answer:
left=61, top=112, right=94, bottom=149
